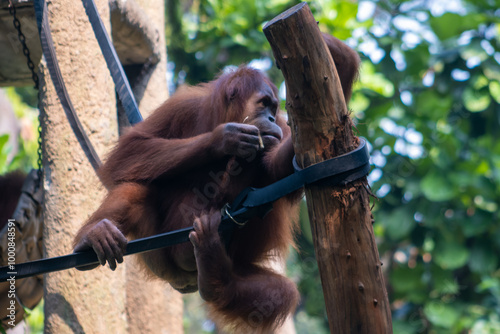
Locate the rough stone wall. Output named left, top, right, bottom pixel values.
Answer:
left=40, top=0, right=126, bottom=332
left=123, top=0, right=183, bottom=333
left=40, top=0, right=182, bottom=333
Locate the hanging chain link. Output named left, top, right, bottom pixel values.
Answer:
left=8, top=0, right=43, bottom=188
left=8, top=0, right=39, bottom=89
left=36, top=111, right=44, bottom=190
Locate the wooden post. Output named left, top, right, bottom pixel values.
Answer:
left=263, top=3, right=392, bottom=333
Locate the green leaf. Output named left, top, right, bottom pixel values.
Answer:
left=434, top=241, right=470, bottom=270
left=0, top=134, right=9, bottom=151
left=476, top=277, right=500, bottom=293
left=463, top=87, right=491, bottom=112
left=432, top=267, right=459, bottom=295
left=0, top=134, right=10, bottom=173
left=489, top=81, right=500, bottom=103
left=430, top=13, right=484, bottom=41
left=415, top=91, right=452, bottom=118
left=469, top=243, right=498, bottom=274
left=391, top=265, right=426, bottom=303
left=379, top=207, right=415, bottom=240
left=404, top=44, right=430, bottom=76
left=461, top=215, right=491, bottom=237
left=350, top=92, right=370, bottom=113
left=359, top=62, right=395, bottom=97
left=424, top=301, right=461, bottom=328
left=392, top=320, right=418, bottom=334
left=420, top=172, right=457, bottom=202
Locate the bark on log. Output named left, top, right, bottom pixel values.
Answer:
left=264, top=3, right=392, bottom=333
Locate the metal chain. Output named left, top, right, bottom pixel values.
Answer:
left=36, top=110, right=43, bottom=189
left=8, top=0, right=39, bottom=89
left=8, top=0, right=43, bottom=188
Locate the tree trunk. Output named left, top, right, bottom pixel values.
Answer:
left=263, top=3, right=392, bottom=333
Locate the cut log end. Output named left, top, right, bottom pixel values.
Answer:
left=263, top=2, right=307, bottom=30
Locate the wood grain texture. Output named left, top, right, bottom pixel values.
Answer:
left=264, top=3, right=392, bottom=333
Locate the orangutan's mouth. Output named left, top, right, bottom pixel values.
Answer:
left=174, top=284, right=198, bottom=294
left=261, top=131, right=282, bottom=141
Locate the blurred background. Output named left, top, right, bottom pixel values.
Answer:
left=1, top=0, right=499, bottom=333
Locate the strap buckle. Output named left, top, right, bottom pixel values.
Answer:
left=221, top=203, right=247, bottom=227
left=220, top=187, right=274, bottom=229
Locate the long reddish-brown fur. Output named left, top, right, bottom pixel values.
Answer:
left=74, top=34, right=360, bottom=333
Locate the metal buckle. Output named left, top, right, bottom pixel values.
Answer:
left=222, top=203, right=247, bottom=227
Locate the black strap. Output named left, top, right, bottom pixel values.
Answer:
left=0, top=139, right=370, bottom=282
left=0, top=226, right=192, bottom=281
left=81, top=0, right=143, bottom=125
left=34, top=0, right=102, bottom=172
left=0, top=207, right=248, bottom=282
left=34, top=0, right=144, bottom=177
left=240, top=138, right=370, bottom=209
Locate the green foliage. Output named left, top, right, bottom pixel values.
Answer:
left=166, top=0, right=301, bottom=86
left=0, top=87, right=39, bottom=173
left=429, top=12, right=484, bottom=41
left=0, top=135, right=9, bottom=171
left=25, top=300, right=44, bottom=334
left=351, top=0, right=500, bottom=332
